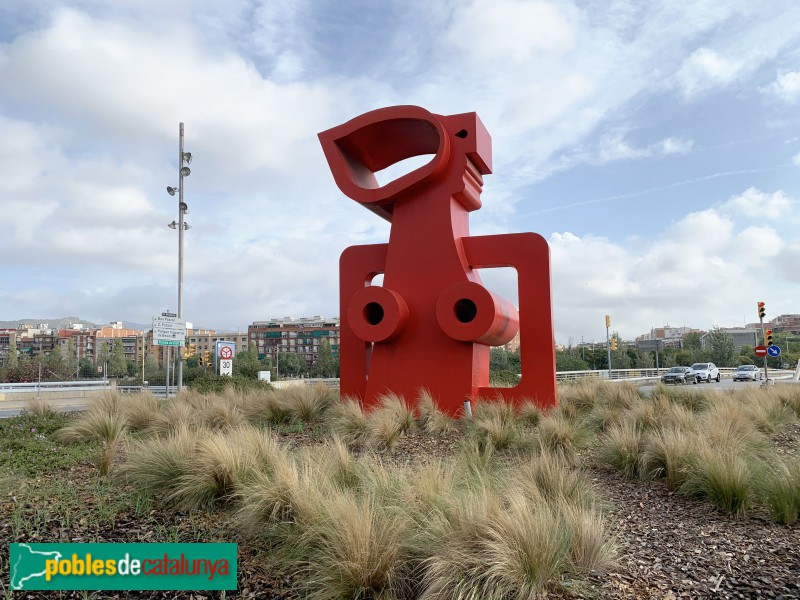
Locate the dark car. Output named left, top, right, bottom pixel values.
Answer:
left=661, top=366, right=697, bottom=385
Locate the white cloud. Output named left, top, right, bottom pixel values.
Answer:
left=720, top=188, right=793, bottom=220
left=765, top=70, right=800, bottom=104
left=793, top=152, right=800, bottom=167
left=538, top=189, right=797, bottom=343
left=675, top=47, right=742, bottom=98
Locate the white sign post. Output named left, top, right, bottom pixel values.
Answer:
left=219, top=345, right=233, bottom=376
left=152, top=313, right=187, bottom=347
left=220, top=358, right=233, bottom=376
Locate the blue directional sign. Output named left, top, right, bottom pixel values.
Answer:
left=767, top=345, right=781, bottom=357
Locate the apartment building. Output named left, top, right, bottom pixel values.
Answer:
left=248, top=316, right=340, bottom=370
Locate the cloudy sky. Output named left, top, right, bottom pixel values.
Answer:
left=1, top=0, right=798, bottom=345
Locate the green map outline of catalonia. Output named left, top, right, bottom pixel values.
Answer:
left=11, top=543, right=63, bottom=590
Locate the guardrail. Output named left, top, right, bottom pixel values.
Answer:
left=0, top=380, right=113, bottom=394
left=556, top=367, right=796, bottom=383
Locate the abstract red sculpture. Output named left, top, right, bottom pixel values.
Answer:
left=319, top=105, right=557, bottom=416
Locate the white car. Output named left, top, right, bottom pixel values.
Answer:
left=690, top=362, right=720, bottom=383
left=733, top=365, right=762, bottom=382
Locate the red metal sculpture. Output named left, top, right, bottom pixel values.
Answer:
left=319, top=105, right=557, bottom=416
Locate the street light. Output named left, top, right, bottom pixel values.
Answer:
left=166, top=122, right=192, bottom=392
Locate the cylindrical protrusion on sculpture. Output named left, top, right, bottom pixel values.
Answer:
left=436, top=281, right=519, bottom=346
left=347, top=286, right=409, bottom=343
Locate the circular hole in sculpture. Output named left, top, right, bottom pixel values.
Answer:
left=364, top=302, right=385, bottom=325
left=454, top=298, right=478, bottom=323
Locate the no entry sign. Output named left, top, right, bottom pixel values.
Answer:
left=755, top=345, right=767, bottom=357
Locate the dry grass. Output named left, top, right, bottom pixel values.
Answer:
left=366, top=393, right=415, bottom=451
left=595, top=420, right=645, bottom=479
left=328, top=396, right=369, bottom=445
left=299, top=491, right=412, bottom=600
left=757, top=458, right=800, bottom=525
left=24, top=396, right=53, bottom=417
left=118, top=425, right=196, bottom=496
left=639, top=427, right=698, bottom=491
left=417, top=389, right=456, bottom=434
left=679, top=441, right=753, bottom=515
left=283, top=383, right=337, bottom=423
left=120, top=392, right=161, bottom=432
left=469, top=399, right=523, bottom=452
left=536, top=411, right=586, bottom=464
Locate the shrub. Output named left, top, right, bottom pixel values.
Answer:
left=757, top=458, right=800, bottom=525
left=328, top=396, right=369, bottom=446
left=169, top=426, right=262, bottom=509
left=469, top=399, right=523, bottom=453
left=417, top=389, right=455, bottom=434
left=24, top=396, right=53, bottom=417
left=639, top=427, right=698, bottom=491
left=118, top=426, right=196, bottom=496
left=420, top=491, right=571, bottom=600
left=197, top=395, right=246, bottom=430
left=595, top=421, right=644, bottom=479
left=536, top=411, right=586, bottom=464
left=515, top=450, right=598, bottom=509
left=299, top=491, right=412, bottom=600
left=561, top=504, right=617, bottom=574
left=679, top=443, right=752, bottom=515
left=516, top=397, right=543, bottom=426
left=282, top=384, right=336, bottom=423
left=120, top=393, right=161, bottom=432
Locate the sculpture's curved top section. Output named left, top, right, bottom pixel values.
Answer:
left=319, top=105, right=492, bottom=221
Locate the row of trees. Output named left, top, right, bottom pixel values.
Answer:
left=1, top=338, right=341, bottom=384
left=489, top=329, right=799, bottom=376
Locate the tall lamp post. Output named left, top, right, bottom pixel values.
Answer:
left=167, top=122, right=192, bottom=393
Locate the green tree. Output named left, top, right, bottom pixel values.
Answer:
left=6, top=339, right=18, bottom=368
left=108, top=338, right=128, bottom=378
left=44, top=347, right=66, bottom=378
left=96, top=341, right=110, bottom=372
left=706, top=327, right=736, bottom=367
left=276, top=352, right=305, bottom=378
left=683, top=332, right=702, bottom=350
left=78, top=357, right=96, bottom=378
left=555, top=351, right=590, bottom=371
left=311, top=339, right=338, bottom=377
left=233, top=345, right=268, bottom=379
left=64, top=338, right=78, bottom=378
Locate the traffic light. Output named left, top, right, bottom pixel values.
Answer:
left=758, top=302, right=766, bottom=319
left=188, top=343, right=196, bottom=357
left=610, top=338, right=618, bottom=351
left=182, top=343, right=196, bottom=359
left=766, top=330, right=774, bottom=346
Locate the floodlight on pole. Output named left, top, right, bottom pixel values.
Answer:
left=165, top=122, right=193, bottom=393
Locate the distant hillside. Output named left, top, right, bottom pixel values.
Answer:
left=0, top=316, right=100, bottom=330
left=0, top=317, right=151, bottom=331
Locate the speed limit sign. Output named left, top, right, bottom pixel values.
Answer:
left=220, top=359, right=233, bottom=376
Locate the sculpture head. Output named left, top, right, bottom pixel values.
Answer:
left=319, top=105, right=492, bottom=221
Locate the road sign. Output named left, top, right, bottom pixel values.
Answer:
left=152, top=314, right=186, bottom=347
left=755, top=345, right=768, bottom=357
left=767, top=345, right=781, bottom=357
left=220, top=359, right=233, bottom=376
left=220, top=346, right=233, bottom=360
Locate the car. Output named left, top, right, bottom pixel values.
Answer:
left=733, top=364, right=762, bottom=382
left=690, top=362, right=720, bottom=383
left=661, top=366, right=697, bottom=385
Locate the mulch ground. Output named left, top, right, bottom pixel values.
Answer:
left=2, top=423, right=799, bottom=599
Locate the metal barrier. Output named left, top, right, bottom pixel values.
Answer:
left=0, top=380, right=113, bottom=394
